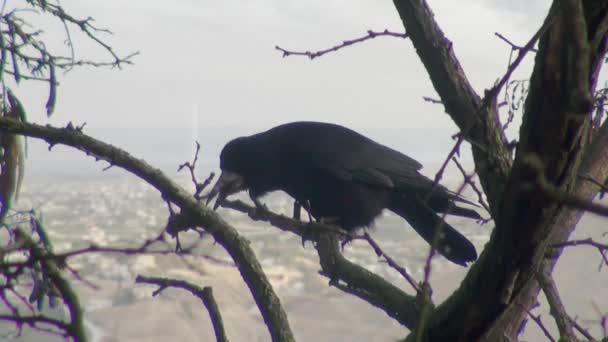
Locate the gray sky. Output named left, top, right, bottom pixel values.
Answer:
left=19, top=0, right=552, bottom=177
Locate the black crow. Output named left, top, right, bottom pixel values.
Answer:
left=206, top=122, right=480, bottom=266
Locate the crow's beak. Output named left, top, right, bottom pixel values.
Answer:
left=205, top=171, right=246, bottom=210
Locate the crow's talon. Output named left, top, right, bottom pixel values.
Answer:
left=340, top=233, right=356, bottom=250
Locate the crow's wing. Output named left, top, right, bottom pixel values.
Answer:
left=266, top=121, right=480, bottom=218
left=272, top=122, right=423, bottom=189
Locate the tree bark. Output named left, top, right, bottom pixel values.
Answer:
left=393, top=0, right=608, bottom=340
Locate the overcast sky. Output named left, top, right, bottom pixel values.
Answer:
left=18, top=0, right=553, bottom=178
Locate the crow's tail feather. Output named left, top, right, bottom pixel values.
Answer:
left=389, top=194, right=477, bottom=266
left=425, top=193, right=482, bottom=220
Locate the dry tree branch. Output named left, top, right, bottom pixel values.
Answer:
left=358, top=232, right=420, bottom=292
left=135, top=276, right=229, bottom=342
left=3, top=227, right=87, bottom=342
left=24, top=0, right=135, bottom=67
left=552, top=238, right=608, bottom=266
left=316, top=232, right=424, bottom=329
left=537, top=262, right=577, bottom=340
left=0, top=230, right=194, bottom=269
left=521, top=305, right=556, bottom=342
left=451, top=156, right=491, bottom=214
left=178, top=141, right=215, bottom=200
left=217, top=199, right=423, bottom=328
left=0, top=1, right=137, bottom=116
left=275, top=29, right=408, bottom=59
left=494, top=32, right=539, bottom=53
left=537, top=261, right=597, bottom=341
left=0, top=117, right=295, bottom=342
left=425, top=20, right=546, bottom=214
left=414, top=166, right=477, bottom=341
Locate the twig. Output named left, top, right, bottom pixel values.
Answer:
left=0, top=117, right=295, bottom=342
left=590, top=302, right=608, bottom=339
left=360, top=232, right=420, bottom=292
left=485, top=17, right=556, bottom=103
left=12, top=227, right=86, bottom=342
left=494, top=32, right=538, bottom=53
left=217, top=200, right=423, bottom=329
left=451, top=157, right=490, bottom=213
left=422, top=96, right=442, bottom=104
left=275, top=29, right=408, bottom=59
left=177, top=141, right=215, bottom=200
left=415, top=167, right=475, bottom=341
left=521, top=306, right=556, bottom=342
left=135, top=276, right=229, bottom=342
left=552, top=238, right=608, bottom=266
left=429, top=134, right=464, bottom=199
left=537, top=262, right=578, bottom=340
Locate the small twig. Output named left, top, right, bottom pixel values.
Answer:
left=429, top=134, right=464, bottom=200
left=522, top=306, right=556, bottom=342
left=135, top=276, right=229, bottom=342
left=422, top=96, right=442, bottom=104
left=1, top=230, right=187, bottom=269
left=537, top=262, right=578, bottom=340
left=451, top=157, right=490, bottom=213
left=494, top=32, right=539, bottom=53
left=571, top=319, right=596, bottom=341
left=552, top=238, right=608, bottom=266
left=486, top=18, right=555, bottom=102
left=590, top=302, right=608, bottom=339
left=178, top=141, right=214, bottom=200
left=360, top=232, right=420, bottom=292
left=416, top=168, right=475, bottom=342
left=275, top=29, right=408, bottom=59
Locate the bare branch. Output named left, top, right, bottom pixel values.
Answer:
left=275, top=29, right=407, bottom=59
left=452, top=157, right=491, bottom=213
left=522, top=306, right=556, bottom=342
left=552, top=238, right=608, bottom=266
left=316, top=232, right=423, bottom=329
left=484, top=18, right=554, bottom=106
left=11, top=227, right=87, bottom=341
left=494, top=32, right=538, bottom=53
left=136, top=276, right=229, bottom=342
left=216, top=200, right=422, bottom=328
left=359, top=232, right=420, bottom=292
left=0, top=117, right=295, bottom=342
left=537, top=262, right=577, bottom=340
left=178, top=141, right=215, bottom=200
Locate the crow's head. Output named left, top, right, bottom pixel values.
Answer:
left=205, top=137, right=249, bottom=209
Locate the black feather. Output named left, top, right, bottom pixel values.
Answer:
left=213, top=121, right=479, bottom=266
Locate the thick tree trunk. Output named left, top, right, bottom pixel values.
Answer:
left=393, top=0, right=608, bottom=341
